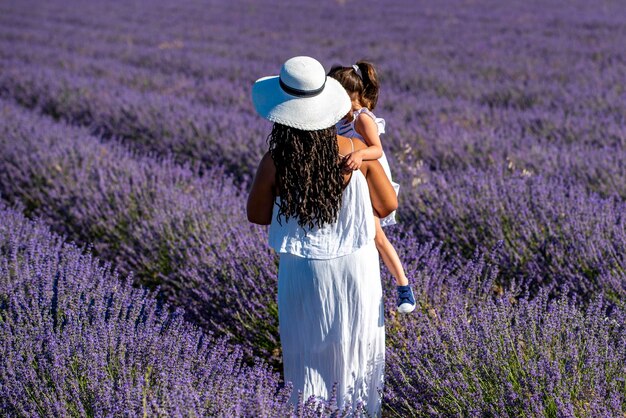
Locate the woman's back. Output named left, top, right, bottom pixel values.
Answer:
left=269, top=169, right=375, bottom=259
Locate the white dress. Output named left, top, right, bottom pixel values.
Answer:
left=336, top=108, right=400, bottom=227
left=269, top=168, right=385, bottom=417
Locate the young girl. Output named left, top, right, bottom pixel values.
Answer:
left=328, top=61, right=416, bottom=314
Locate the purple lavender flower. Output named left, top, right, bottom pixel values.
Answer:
left=1, top=0, right=625, bottom=415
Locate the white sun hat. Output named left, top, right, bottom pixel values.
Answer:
left=252, top=56, right=351, bottom=131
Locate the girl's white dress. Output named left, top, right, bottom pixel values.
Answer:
left=336, top=108, right=400, bottom=227
left=269, top=167, right=385, bottom=417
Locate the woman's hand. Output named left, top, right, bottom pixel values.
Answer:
left=343, top=151, right=363, bottom=171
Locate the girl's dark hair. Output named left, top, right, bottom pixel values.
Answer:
left=268, top=123, right=344, bottom=229
left=328, top=60, right=379, bottom=110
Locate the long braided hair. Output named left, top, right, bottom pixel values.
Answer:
left=268, top=123, right=344, bottom=229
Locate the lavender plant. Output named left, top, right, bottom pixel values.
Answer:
left=376, top=241, right=626, bottom=417
left=385, top=283, right=626, bottom=417
left=0, top=99, right=281, bottom=361
left=2, top=0, right=625, bottom=196
left=0, top=64, right=265, bottom=179
left=0, top=205, right=293, bottom=417
left=395, top=164, right=626, bottom=304
left=1, top=0, right=626, bottom=415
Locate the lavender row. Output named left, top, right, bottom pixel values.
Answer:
left=0, top=41, right=253, bottom=111
left=0, top=204, right=375, bottom=417
left=1, top=0, right=624, bottom=197
left=350, top=221, right=626, bottom=415
left=2, top=0, right=624, bottom=128
left=384, top=259, right=626, bottom=416
left=386, top=105, right=625, bottom=198
left=394, top=160, right=626, bottom=304
left=0, top=99, right=281, bottom=361
left=1, top=60, right=624, bottom=202
left=0, top=62, right=266, bottom=180
left=3, top=176, right=623, bottom=417
left=2, top=9, right=624, bottom=127
left=10, top=99, right=623, bottom=415
left=2, top=88, right=624, bottom=337
left=4, top=183, right=625, bottom=417
left=0, top=204, right=285, bottom=417
left=1, top=0, right=624, bottom=109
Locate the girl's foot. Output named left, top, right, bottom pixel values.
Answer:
left=397, top=285, right=416, bottom=314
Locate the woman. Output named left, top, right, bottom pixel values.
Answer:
left=247, top=56, right=397, bottom=416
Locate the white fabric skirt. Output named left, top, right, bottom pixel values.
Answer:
left=277, top=240, right=385, bottom=416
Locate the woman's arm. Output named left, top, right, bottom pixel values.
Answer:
left=246, top=152, right=276, bottom=225
left=340, top=135, right=396, bottom=217
left=361, top=160, right=398, bottom=218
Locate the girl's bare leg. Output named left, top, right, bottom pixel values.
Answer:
left=373, top=216, right=408, bottom=286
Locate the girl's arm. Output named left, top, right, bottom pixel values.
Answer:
left=247, top=152, right=276, bottom=225
left=343, top=113, right=383, bottom=171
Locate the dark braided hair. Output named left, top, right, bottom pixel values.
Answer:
left=268, top=123, right=344, bottom=229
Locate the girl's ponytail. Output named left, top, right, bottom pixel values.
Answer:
left=355, top=61, right=379, bottom=111
left=327, top=60, right=380, bottom=111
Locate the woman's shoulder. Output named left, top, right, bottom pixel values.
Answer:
left=255, top=152, right=277, bottom=184
left=260, top=150, right=276, bottom=168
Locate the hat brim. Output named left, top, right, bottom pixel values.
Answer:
left=252, top=76, right=351, bottom=131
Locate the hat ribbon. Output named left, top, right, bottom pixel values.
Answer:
left=279, top=77, right=327, bottom=97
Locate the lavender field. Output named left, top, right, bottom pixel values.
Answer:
left=1, top=0, right=625, bottom=416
